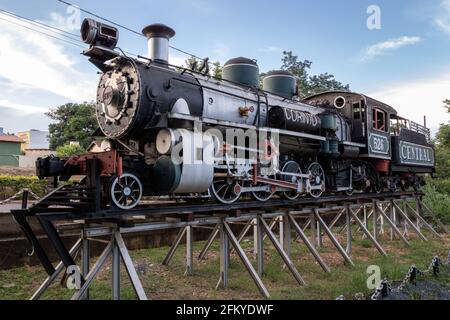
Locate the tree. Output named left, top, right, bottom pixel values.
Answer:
left=185, top=57, right=201, bottom=72
left=433, top=100, right=450, bottom=179
left=281, top=51, right=312, bottom=95
left=211, top=61, right=222, bottom=79
left=444, top=99, right=450, bottom=113
left=436, top=123, right=450, bottom=149
left=280, top=51, right=349, bottom=98
left=307, top=73, right=350, bottom=97
left=46, top=102, right=97, bottom=150
left=184, top=57, right=222, bottom=79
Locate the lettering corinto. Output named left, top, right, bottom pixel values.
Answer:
left=284, top=109, right=320, bottom=127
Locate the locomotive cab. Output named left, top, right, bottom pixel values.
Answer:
left=304, top=92, right=395, bottom=161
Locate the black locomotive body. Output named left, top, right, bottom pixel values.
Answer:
left=36, top=19, right=435, bottom=209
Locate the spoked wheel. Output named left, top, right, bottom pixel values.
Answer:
left=251, top=181, right=274, bottom=202
left=365, top=169, right=382, bottom=194
left=400, top=179, right=408, bottom=192
left=388, top=179, right=399, bottom=193
left=210, top=177, right=241, bottom=204
left=110, top=173, right=143, bottom=210
left=373, top=176, right=384, bottom=193
left=413, top=183, right=422, bottom=192
left=369, top=179, right=383, bottom=194
left=280, top=160, right=302, bottom=200
left=345, top=189, right=354, bottom=196
left=412, top=176, right=423, bottom=192
left=308, top=162, right=325, bottom=198
left=374, top=185, right=383, bottom=194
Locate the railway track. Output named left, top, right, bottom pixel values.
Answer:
left=11, top=182, right=423, bottom=221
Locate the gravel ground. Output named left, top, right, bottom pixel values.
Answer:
left=0, top=166, right=36, bottom=177
left=386, top=278, right=450, bottom=300
left=340, top=263, right=450, bottom=300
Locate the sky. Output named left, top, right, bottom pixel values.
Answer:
left=0, top=0, right=449, bottom=137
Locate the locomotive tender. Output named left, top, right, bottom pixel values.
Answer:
left=36, top=19, right=435, bottom=209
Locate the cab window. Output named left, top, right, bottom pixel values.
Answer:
left=372, top=108, right=387, bottom=132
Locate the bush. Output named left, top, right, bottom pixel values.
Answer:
left=0, top=175, right=49, bottom=200
left=56, top=144, right=85, bottom=157
left=426, top=178, right=450, bottom=195
left=422, top=184, right=450, bottom=224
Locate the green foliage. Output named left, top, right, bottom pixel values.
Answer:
left=184, top=57, right=222, bottom=79
left=280, top=51, right=350, bottom=98
left=426, top=177, right=450, bottom=195
left=434, top=146, right=450, bottom=179
left=281, top=51, right=312, bottom=93
left=444, top=99, right=450, bottom=113
left=307, top=73, right=350, bottom=95
left=46, top=102, right=97, bottom=150
left=435, top=123, right=450, bottom=150
left=424, top=120, right=450, bottom=225
left=432, top=102, right=450, bottom=178
left=56, top=143, right=85, bottom=157
left=423, top=183, right=450, bottom=224
left=0, top=175, right=49, bottom=199
left=184, top=56, right=200, bottom=71
left=211, top=61, right=222, bottom=79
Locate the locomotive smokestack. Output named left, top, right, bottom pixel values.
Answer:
left=142, top=24, right=175, bottom=63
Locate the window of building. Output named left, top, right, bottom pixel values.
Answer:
left=372, top=108, right=387, bottom=132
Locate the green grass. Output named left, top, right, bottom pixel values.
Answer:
left=0, top=228, right=448, bottom=300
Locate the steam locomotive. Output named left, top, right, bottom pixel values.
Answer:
left=36, top=19, right=436, bottom=209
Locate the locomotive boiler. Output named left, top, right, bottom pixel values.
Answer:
left=36, top=19, right=436, bottom=209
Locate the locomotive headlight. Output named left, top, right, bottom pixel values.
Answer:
left=81, top=18, right=119, bottom=49
left=156, top=129, right=176, bottom=155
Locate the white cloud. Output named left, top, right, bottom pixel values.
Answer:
left=40, top=11, right=81, bottom=32
left=435, top=18, right=450, bottom=34
left=434, top=0, right=450, bottom=34
left=259, top=46, right=283, bottom=54
left=0, top=100, right=51, bottom=132
left=0, top=14, right=96, bottom=103
left=362, top=36, right=422, bottom=61
left=0, top=100, right=49, bottom=114
left=369, top=72, right=450, bottom=137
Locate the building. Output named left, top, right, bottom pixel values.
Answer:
left=0, top=129, right=54, bottom=168
left=16, top=129, right=50, bottom=151
left=0, top=129, right=55, bottom=168
left=15, top=129, right=55, bottom=167
left=0, top=135, right=23, bottom=166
